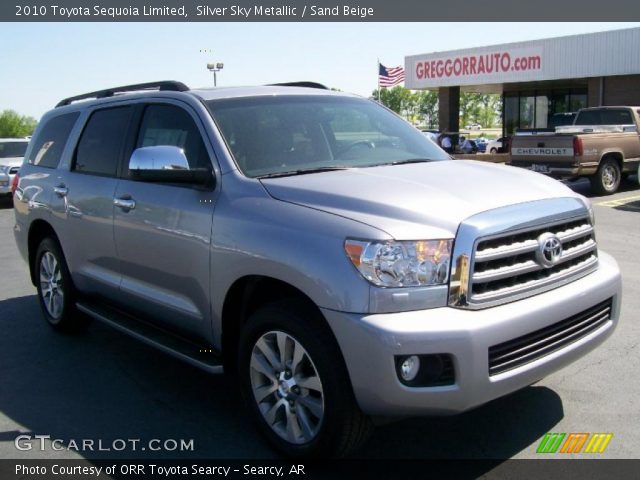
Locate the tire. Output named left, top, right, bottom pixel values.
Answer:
left=490, top=148, right=497, bottom=154
left=590, top=158, right=621, bottom=195
left=35, top=237, right=86, bottom=331
left=238, top=299, right=372, bottom=457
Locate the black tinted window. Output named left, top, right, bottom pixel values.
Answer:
left=575, top=109, right=633, bottom=126
left=74, top=107, right=132, bottom=176
left=0, top=141, right=28, bottom=159
left=138, top=105, right=210, bottom=170
left=601, top=109, right=633, bottom=125
left=28, top=112, right=79, bottom=168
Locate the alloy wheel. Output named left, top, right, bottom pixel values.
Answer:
left=602, top=164, right=619, bottom=191
left=249, top=330, right=324, bottom=445
left=39, top=251, right=64, bottom=319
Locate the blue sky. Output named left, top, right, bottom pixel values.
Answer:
left=1, top=22, right=639, bottom=119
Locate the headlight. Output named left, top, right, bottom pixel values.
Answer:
left=0, top=165, right=9, bottom=175
left=345, top=239, right=452, bottom=287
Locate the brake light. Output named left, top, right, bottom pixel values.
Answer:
left=573, top=136, right=583, bottom=156
left=11, top=172, right=19, bottom=195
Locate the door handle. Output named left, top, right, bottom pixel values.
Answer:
left=53, top=185, right=68, bottom=197
left=113, top=196, right=136, bottom=211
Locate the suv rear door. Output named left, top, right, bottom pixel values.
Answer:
left=50, top=106, right=134, bottom=300
left=112, top=101, right=217, bottom=340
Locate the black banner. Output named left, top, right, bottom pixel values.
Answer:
left=3, top=0, right=640, bottom=22
left=3, top=459, right=640, bottom=480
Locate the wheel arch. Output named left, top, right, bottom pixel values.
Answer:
left=27, top=219, right=60, bottom=286
left=220, top=275, right=344, bottom=374
left=600, top=150, right=624, bottom=168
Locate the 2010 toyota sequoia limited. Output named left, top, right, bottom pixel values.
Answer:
left=13, top=81, right=622, bottom=457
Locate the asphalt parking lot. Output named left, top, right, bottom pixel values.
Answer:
left=0, top=176, right=638, bottom=462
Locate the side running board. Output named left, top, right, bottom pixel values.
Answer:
left=76, top=301, right=224, bottom=374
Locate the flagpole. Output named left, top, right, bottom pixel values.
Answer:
left=377, top=58, right=380, bottom=102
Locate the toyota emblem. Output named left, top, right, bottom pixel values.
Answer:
left=536, top=233, right=563, bottom=268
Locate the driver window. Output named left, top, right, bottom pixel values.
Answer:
left=138, top=104, right=211, bottom=170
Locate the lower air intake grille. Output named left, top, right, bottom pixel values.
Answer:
left=488, top=298, right=613, bottom=376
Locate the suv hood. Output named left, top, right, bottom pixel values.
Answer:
left=260, top=160, right=582, bottom=239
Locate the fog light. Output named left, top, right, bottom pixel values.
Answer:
left=399, top=355, right=420, bottom=382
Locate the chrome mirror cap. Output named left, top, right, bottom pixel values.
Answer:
left=129, top=146, right=189, bottom=171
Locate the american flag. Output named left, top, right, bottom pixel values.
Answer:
left=378, top=63, right=405, bottom=87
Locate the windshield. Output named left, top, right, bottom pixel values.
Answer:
left=0, top=141, right=28, bottom=159
left=206, top=95, right=449, bottom=178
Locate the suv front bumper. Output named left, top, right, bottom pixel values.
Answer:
left=322, top=251, right=621, bottom=416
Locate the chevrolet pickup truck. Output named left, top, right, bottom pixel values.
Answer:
left=509, top=106, right=640, bottom=194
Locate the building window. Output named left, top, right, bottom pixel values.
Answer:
left=519, top=96, right=536, bottom=130
left=503, top=88, right=587, bottom=135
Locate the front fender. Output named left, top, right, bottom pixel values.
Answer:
left=209, top=176, right=389, bottom=344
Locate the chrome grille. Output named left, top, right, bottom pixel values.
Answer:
left=488, top=298, right=612, bottom=376
left=470, top=216, right=597, bottom=305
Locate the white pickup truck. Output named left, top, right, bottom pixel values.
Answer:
left=509, top=106, right=640, bottom=194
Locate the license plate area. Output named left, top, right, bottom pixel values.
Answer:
left=530, top=164, right=550, bottom=173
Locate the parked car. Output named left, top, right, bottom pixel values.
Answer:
left=459, top=138, right=478, bottom=154
left=0, top=138, right=29, bottom=195
left=510, top=106, right=640, bottom=194
left=421, top=129, right=439, bottom=142
left=0, top=170, right=10, bottom=194
left=474, top=137, right=488, bottom=153
left=465, top=123, right=482, bottom=130
left=14, top=81, right=621, bottom=457
left=486, top=136, right=506, bottom=153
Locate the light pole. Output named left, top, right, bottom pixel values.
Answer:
left=207, top=62, right=224, bottom=87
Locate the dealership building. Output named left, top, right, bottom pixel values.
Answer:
left=405, top=27, right=640, bottom=136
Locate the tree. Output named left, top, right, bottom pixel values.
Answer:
left=371, top=87, right=438, bottom=126
left=476, top=94, right=502, bottom=128
left=458, top=93, right=501, bottom=128
left=416, top=90, right=439, bottom=128
left=0, top=110, right=37, bottom=137
left=371, top=86, right=414, bottom=116
left=459, top=93, right=482, bottom=128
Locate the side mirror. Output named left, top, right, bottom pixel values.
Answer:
left=128, top=146, right=214, bottom=186
left=130, top=145, right=189, bottom=171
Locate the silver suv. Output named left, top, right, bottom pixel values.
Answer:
left=13, top=81, right=621, bottom=457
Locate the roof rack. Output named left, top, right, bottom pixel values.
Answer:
left=268, top=82, right=329, bottom=90
left=56, top=81, right=189, bottom=107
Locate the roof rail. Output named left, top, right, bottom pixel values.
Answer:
left=56, top=80, right=190, bottom=107
left=268, top=81, right=329, bottom=90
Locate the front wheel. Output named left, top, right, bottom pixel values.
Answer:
left=238, top=300, right=372, bottom=457
left=490, top=147, right=498, bottom=154
left=590, top=158, right=621, bottom=195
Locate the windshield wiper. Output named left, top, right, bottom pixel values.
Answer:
left=257, top=166, right=350, bottom=179
left=388, top=158, right=433, bottom=166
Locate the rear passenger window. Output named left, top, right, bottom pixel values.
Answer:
left=575, top=109, right=634, bottom=126
left=74, top=107, right=132, bottom=176
left=28, top=112, right=79, bottom=168
left=137, top=104, right=210, bottom=170
left=601, top=109, right=633, bottom=125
